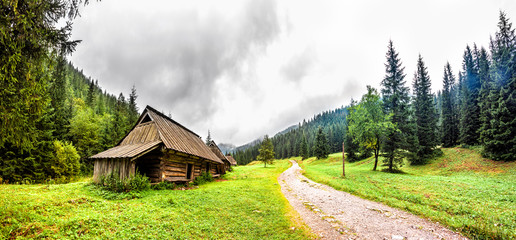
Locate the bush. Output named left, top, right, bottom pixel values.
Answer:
left=152, top=181, right=176, bottom=190
left=193, top=171, right=214, bottom=186
left=50, top=140, right=80, bottom=181
left=98, top=171, right=150, bottom=192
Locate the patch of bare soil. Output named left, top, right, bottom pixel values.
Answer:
left=278, top=160, right=468, bottom=240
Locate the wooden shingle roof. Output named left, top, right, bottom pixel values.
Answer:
left=90, top=106, right=222, bottom=164
left=226, top=155, right=237, bottom=166
left=208, top=140, right=230, bottom=164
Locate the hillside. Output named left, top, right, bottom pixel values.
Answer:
left=0, top=59, right=139, bottom=183
left=300, top=147, right=516, bottom=239
left=234, top=106, right=347, bottom=165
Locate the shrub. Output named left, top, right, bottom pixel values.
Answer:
left=50, top=140, right=80, bottom=181
left=98, top=171, right=150, bottom=192
left=193, top=171, right=214, bottom=186
left=152, top=181, right=176, bottom=190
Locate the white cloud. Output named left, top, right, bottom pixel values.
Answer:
left=71, top=0, right=516, bottom=145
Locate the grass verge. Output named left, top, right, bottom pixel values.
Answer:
left=300, top=148, right=516, bottom=240
left=0, top=160, right=311, bottom=239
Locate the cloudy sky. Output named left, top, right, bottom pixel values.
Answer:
left=70, top=0, right=516, bottom=146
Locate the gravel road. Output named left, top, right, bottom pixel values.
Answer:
left=278, top=160, right=468, bottom=240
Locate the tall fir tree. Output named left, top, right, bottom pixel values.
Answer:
left=345, top=99, right=361, bottom=162
left=205, top=130, right=212, bottom=145
left=314, top=127, right=329, bottom=159
left=300, top=133, right=309, bottom=159
left=413, top=55, right=438, bottom=163
left=441, top=62, right=459, bottom=147
left=257, top=135, right=275, bottom=167
left=380, top=40, right=414, bottom=170
left=128, top=84, right=139, bottom=125
left=478, top=47, right=494, bottom=147
left=459, top=45, right=481, bottom=145
left=484, top=11, right=516, bottom=161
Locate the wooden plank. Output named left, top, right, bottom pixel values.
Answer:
left=164, top=166, right=186, bottom=172
left=164, top=176, right=189, bottom=182
left=165, top=172, right=186, bottom=177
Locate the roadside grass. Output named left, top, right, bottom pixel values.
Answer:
left=300, top=148, right=516, bottom=240
left=0, top=160, right=312, bottom=239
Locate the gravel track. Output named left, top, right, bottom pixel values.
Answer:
left=278, top=160, right=468, bottom=240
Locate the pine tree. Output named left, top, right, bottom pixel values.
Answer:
left=478, top=47, right=494, bottom=147
left=205, top=130, right=212, bottom=146
left=0, top=0, right=84, bottom=150
left=484, top=11, right=516, bottom=161
left=413, top=55, right=438, bottom=163
left=458, top=46, right=481, bottom=145
left=49, top=55, right=72, bottom=140
left=257, top=135, right=275, bottom=167
left=128, top=84, right=139, bottom=125
left=314, top=127, right=329, bottom=159
left=441, top=62, right=459, bottom=147
left=300, top=133, right=309, bottom=159
left=380, top=40, right=413, bottom=170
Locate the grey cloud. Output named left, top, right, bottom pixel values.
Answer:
left=74, top=0, right=281, bottom=124
left=281, top=47, right=316, bottom=82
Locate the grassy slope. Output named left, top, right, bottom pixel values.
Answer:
left=300, top=148, right=516, bottom=240
left=0, top=160, right=312, bottom=239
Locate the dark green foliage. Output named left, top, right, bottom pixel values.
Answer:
left=313, top=127, right=330, bottom=159
left=348, top=86, right=394, bottom=171
left=441, top=63, right=459, bottom=147
left=482, top=11, right=516, bottom=161
left=412, top=55, right=438, bottom=163
left=128, top=84, right=139, bottom=124
left=300, top=133, right=309, bottom=159
left=234, top=107, right=347, bottom=164
left=257, top=135, right=275, bottom=167
left=0, top=0, right=83, bottom=151
left=458, top=45, right=481, bottom=145
left=380, top=40, right=415, bottom=170
left=97, top=171, right=151, bottom=193
left=193, top=171, right=214, bottom=185
left=152, top=181, right=177, bottom=190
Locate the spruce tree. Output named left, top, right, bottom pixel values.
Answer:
left=257, top=135, right=275, bottom=167
left=300, top=133, right=309, bottom=159
left=205, top=130, right=212, bottom=145
left=478, top=47, right=494, bottom=147
left=380, top=40, right=413, bottom=170
left=314, top=127, right=329, bottom=159
left=128, top=84, right=139, bottom=124
left=458, top=46, right=481, bottom=145
left=441, top=62, right=459, bottom=147
left=413, top=55, right=438, bottom=163
left=484, top=11, right=516, bottom=161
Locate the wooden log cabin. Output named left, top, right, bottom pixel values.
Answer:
left=207, top=140, right=231, bottom=172
left=225, top=154, right=237, bottom=167
left=90, top=106, right=225, bottom=183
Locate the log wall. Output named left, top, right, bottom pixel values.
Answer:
left=93, top=159, right=135, bottom=183
left=93, top=149, right=225, bottom=184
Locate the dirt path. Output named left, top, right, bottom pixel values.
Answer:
left=278, top=160, right=468, bottom=240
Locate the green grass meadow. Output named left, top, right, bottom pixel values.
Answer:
left=300, top=148, right=516, bottom=239
left=0, top=160, right=312, bottom=239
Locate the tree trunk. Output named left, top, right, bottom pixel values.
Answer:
left=373, top=148, right=379, bottom=171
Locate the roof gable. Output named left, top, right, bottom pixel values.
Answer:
left=91, top=105, right=222, bottom=164
left=144, top=106, right=222, bottom=164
